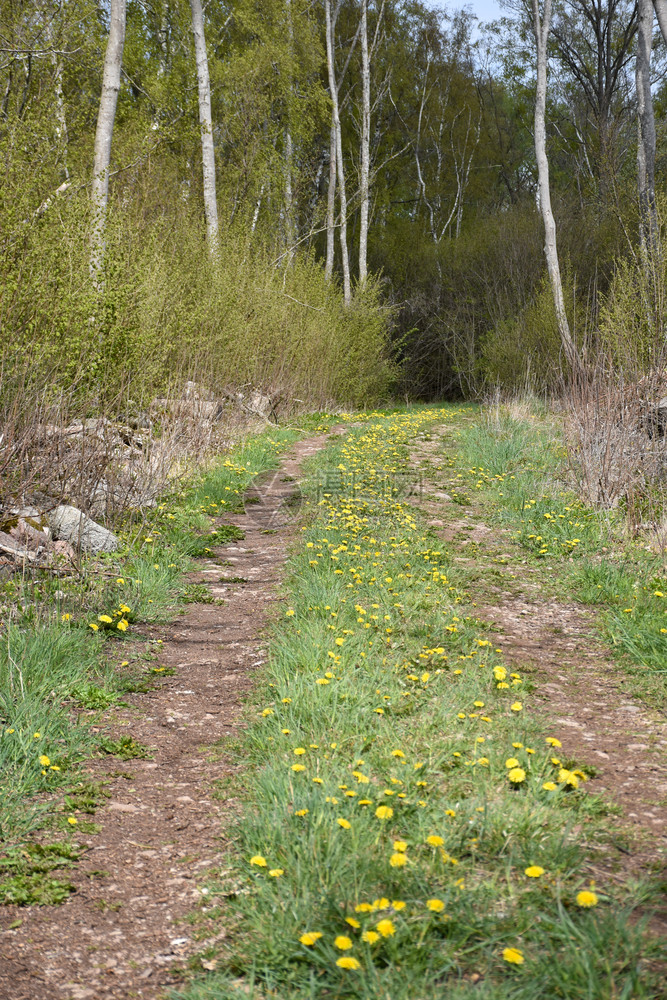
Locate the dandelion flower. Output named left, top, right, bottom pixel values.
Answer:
left=334, top=935, right=353, bottom=950
left=508, top=767, right=526, bottom=784
left=336, top=956, right=361, bottom=970
left=576, top=890, right=598, bottom=907
left=426, top=835, right=444, bottom=847
left=337, top=818, right=351, bottom=829
left=393, top=840, right=407, bottom=852
left=524, top=866, right=545, bottom=878
left=362, top=930, right=380, bottom=944
left=390, top=852, right=407, bottom=867
left=299, top=932, right=322, bottom=946
left=39, top=755, right=51, bottom=767
left=542, top=781, right=557, bottom=791
left=375, top=805, right=393, bottom=820
left=268, top=869, right=284, bottom=877
left=505, top=757, right=520, bottom=769
left=376, top=919, right=395, bottom=937
left=250, top=855, right=267, bottom=867
left=67, top=816, right=77, bottom=825
left=345, top=917, right=361, bottom=929
left=510, top=701, right=523, bottom=712
left=293, top=747, right=306, bottom=755
left=545, top=737, right=562, bottom=747
left=502, top=947, right=524, bottom=965
left=426, top=899, right=445, bottom=912
left=291, top=763, right=306, bottom=772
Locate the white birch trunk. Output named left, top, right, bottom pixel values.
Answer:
left=325, top=123, right=337, bottom=280
left=637, top=0, right=657, bottom=252
left=654, top=0, right=667, bottom=43
left=359, top=0, right=370, bottom=285
left=284, top=0, right=295, bottom=251
left=90, top=0, right=126, bottom=289
left=531, top=0, right=580, bottom=374
left=190, top=0, right=219, bottom=251
left=325, top=0, right=351, bottom=305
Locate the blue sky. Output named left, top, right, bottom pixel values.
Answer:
left=429, top=0, right=505, bottom=24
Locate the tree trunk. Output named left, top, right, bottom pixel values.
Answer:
left=654, top=0, right=667, bottom=44
left=637, top=0, right=657, bottom=252
left=190, top=0, right=219, bottom=251
left=531, top=0, right=581, bottom=375
left=284, top=0, right=295, bottom=251
left=359, top=0, right=370, bottom=285
left=90, top=0, right=126, bottom=289
left=325, top=0, right=351, bottom=305
left=325, top=123, right=337, bottom=280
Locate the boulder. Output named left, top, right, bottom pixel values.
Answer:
left=47, top=505, right=119, bottom=553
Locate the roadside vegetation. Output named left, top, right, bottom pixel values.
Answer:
left=0, top=423, right=313, bottom=904
left=178, top=407, right=663, bottom=1000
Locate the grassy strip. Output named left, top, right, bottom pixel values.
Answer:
left=179, top=407, right=662, bottom=1000
left=0, top=422, right=311, bottom=878
left=449, top=409, right=667, bottom=710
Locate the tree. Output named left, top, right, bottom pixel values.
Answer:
left=325, top=0, right=351, bottom=303
left=531, top=0, right=580, bottom=372
left=189, top=0, right=219, bottom=250
left=636, top=0, right=657, bottom=252
left=91, top=0, right=126, bottom=288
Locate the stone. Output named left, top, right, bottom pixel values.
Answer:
left=47, top=505, right=119, bottom=553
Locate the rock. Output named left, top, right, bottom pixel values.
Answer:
left=47, top=505, right=119, bottom=553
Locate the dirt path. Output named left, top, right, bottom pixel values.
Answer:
left=410, top=427, right=667, bottom=894
left=0, top=433, right=330, bottom=1000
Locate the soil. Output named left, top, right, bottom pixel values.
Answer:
left=2, top=418, right=667, bottom=1000
left=0, top=432, right=332, bottom=1000
left=410, top=425, right=667, bottom=923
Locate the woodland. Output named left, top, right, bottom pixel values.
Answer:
left=4, top=0, right=667, bottom=410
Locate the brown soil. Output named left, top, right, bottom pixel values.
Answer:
left=0, top=433, right=331, bottom=1000
left=411, top=426, right=667, bottom=917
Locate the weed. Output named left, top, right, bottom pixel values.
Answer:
left=98, top=736, right=153, bottom=760
left=181, top=584, right=216, bottom=605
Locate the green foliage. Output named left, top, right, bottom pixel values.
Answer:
left=97, top=735, right=153, bottom=759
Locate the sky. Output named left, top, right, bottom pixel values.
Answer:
left=428, top=0, right=506, bottom=24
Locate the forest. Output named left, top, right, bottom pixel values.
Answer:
left=4, top=0, right=666, bottom=408
left=1, top=3, right=667, bottom=999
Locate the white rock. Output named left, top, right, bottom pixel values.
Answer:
left=47, top=505, right=119, bottom=553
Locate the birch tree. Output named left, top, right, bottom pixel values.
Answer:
left=531, top=0, right=581, bottom=374
left=637, top=0, right=657, bottom=252
left=325, top=0, right=351, bottom=304
left=359, top=0, right=370, bottom=285
left=90, top=0, right=126, bottom=289
left=190, top=0, right=219, bottom=251
left=654, top=0, right=667, bottom=43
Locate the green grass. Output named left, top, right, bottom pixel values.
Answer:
left=0, top=422, right=314, bottom=869
left=176, top=407, right=663, bottom=1000
left=450, top=409, right=667, bottom=709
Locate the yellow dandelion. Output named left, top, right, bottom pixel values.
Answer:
left=426, top=899, right=445, bottom=912
left=376, top=919, right=395, bottom=937
left=375, top=805, right=393, bottom=820
left=502, top=947, right=524, bottom=965
left=576, top=890, right=598, bottom=907
left=299, top=932, right=322, bottom=946
left=334, top=935, right=353, bottom=950
left=336, top=956, right=361, bottom=970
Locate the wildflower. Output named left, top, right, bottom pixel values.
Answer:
left=299, top=932, right=322, bottom=946
left=293, top=747, right=306, bottom=755
left=337, top=818, right=351, bottom=829
left=426, top=835, right=444, bottom=847
left=250, top=855, right=267, bottom=867
left=390, top=852, right=408, bottom=867
left=33, top=732, right=41, bottom=739
left=116, top=620, right=129, bottom=632
left=355, top=902, right=373, bottom=913
left=336, top=956, right=361, bottom=970
left=116, top=578, right=125, bottom=585
left=511, top=701, right=523, bottom=712
left=505, top=757, right=520, bottom=769
left=291, top=763, right=306, bottom=772
left=558, top=768, right=579, bottom=788
left=88, top=623, right=99, bottom=631
left=345, top=917, right=361, bottom=929
left=39, top=755, right=50, bottom=767
left=376, top=919, right=395, bottom=937
left=393, top=840, right=407, bottom=852
left=503, top=947, right=524, bottom=965
left=392, top=900, right=406, bottom=911
left=426, top=899, right=445, bottom=912
left=98, top=615, right=113, bottom=624
left=61, top=613, right=71, bottom=622
left=375, top=805, right=393, bottom=820
left=576, top=890, right=598, bottom=907
left=508, top=767, right=526, bottom=784
left=524, top=866, right=545, bottom=878
left=334, top=935, right=353, bottom=950
left=545, top=737, right=561, bottom=747
left=542, top=781, right=557, bottom=791
left=285, top=609, right=295, bottom=616
left=67, top=817, right=77, bottom=825
left=294, top=809, right=309, bottom=817
left=362, top=930, right=380, bottom=944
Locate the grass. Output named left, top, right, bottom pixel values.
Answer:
left=176, top=407, right=663, bottom=1000
left=450, top=408, right=667, bottom=709
left=0, top=420, right=320, bottom=893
